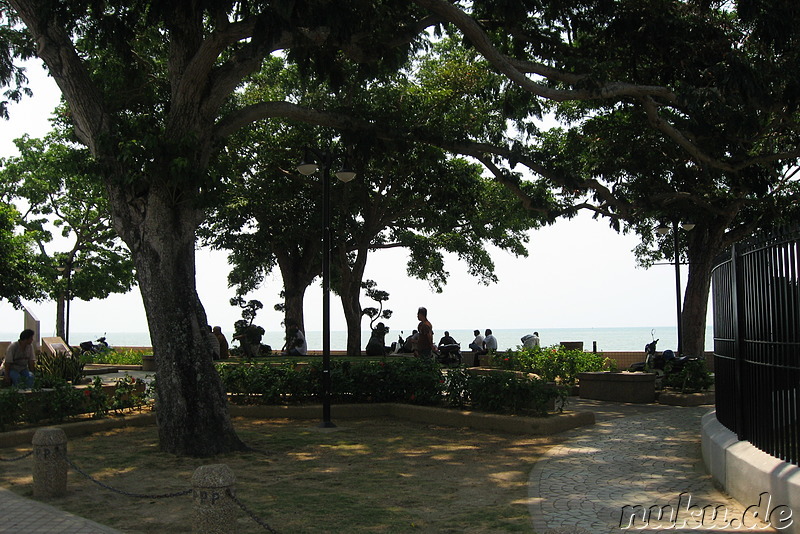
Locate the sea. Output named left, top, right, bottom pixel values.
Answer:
left=6, top=325, right=715, bottom=353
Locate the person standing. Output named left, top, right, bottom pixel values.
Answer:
left=2, top=329, right=36, bottom=388
left=416, top=307, right=434, bottom=361
left=213, top=326, right=230, bottom=359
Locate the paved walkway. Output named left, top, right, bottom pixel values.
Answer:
left=0, top=394, right=777, bottom=533
left=529, top=399, right=776, bottom=533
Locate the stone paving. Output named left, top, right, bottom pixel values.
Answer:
left=530, top=399, right=777, bottom=533
left=0, top=391, right=780, bottom=533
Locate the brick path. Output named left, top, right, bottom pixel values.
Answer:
left=529, top=400, right=777, bottom=533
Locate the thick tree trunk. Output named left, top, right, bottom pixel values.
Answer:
left=681, top=223, right=727, bottom=358
left=276, top=249, right=320, bottom=333
left=108, top=182, right=245, bottom=456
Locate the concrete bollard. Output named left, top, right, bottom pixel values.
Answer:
left=192, top=463, right=237, bottom=534
left=32, top=427, right=68, bottom=498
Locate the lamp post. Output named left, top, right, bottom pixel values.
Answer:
left=56, top=265, right=82, bottom=345
left=297, top=149, right=355, bottom=428
left=656, top=220, right=694, bottom=356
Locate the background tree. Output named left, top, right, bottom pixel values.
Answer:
left=0, top=134, right=136, bottom=340
left=0, top=200, right=44, bottom=307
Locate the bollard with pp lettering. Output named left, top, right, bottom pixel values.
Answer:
left=32, top=427, right=68, bottom=498
left=192, top=463, right=237, bottom=534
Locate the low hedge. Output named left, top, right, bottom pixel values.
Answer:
left=217, top=358, right=566, bottom=417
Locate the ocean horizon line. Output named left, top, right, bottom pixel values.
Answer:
left=3, top=325, right=713, bottom=352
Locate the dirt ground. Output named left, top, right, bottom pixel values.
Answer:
left=0, top=416, right=563, bottom=533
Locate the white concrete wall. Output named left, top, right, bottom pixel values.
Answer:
left=702, top=410, right=800, bottom=533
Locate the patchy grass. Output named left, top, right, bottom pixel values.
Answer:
left=0, top=417, right=561, bottom=533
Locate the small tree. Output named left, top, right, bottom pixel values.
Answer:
left=230, top=297, right=266, bottom=358
left=361, top=279, right=392, bottom=331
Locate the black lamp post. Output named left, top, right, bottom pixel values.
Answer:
left=57, top=265, right=82, bottom=345
left=656, top=220, right=694, bottom=356
left=297, top=149, right=355, bottom=428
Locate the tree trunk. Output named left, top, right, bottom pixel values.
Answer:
left=337, top=247, right=369, bottom=357
left=681, top=222, right=726, bottom=358
left=276, top=248, right=320, bottom=333
left=55, top=293, right=66, bottom=341
left=107, top=181, right=246, bottom=457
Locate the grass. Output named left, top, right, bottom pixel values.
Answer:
left=0, top=417, right=561, bottom=533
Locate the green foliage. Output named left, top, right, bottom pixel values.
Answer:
left=0, top=134, right=136, bottom=325
left=496, top=345, right=611, bottom=386
left=663, top=359, right=714, bottom=393
left=35, top=350, right=85, bottom=386
left=109, top=375, right=148, bottom=414
left=467, top=372, right=565, bottom=416
left=84, top=376, right=109, bottom=418
left=0, top=388, right=24, bottom=430
left=217, top=358, right=560, bottom=415
left=86, top=348, right=145, bottom=365
left=32, top=380, right=85, bottom=423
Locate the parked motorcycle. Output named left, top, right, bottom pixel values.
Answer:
left=80, top=335, right=110, bottom=355
left=629, top=331, right=701, bottom=377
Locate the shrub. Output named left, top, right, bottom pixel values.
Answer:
left=86, top=348, right=146, bottom=366
left=663, top=359, right=714, bottom=393
left=466, top=372, right=564, bottom=416
left=499, top=345, right=610, bottom=386
left=0, top=388, right=24, bottom=430
left=36, top=350, right=85, bottom=386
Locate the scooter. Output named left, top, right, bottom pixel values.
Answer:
left=629, top=331, right=701, bottom=377
left=80, top=335, right=110, bottom=355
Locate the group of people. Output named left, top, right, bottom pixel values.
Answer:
left=207, top=325, right=230, bottom=359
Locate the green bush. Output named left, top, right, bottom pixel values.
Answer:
left=36, top=350, right=85, bottom=386
left=663, top=359, right=714, bottom=393
left=466, top=372, right=565, bottom=416
left=497, top=345, right=611, bottom=386
left=217, top=358, right=563, bottom=415
left=0, top=388, right=24, bottom=430
left=86, top=348, right=146, bottom=365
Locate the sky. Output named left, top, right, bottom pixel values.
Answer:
left=0, top=59, right=704, bottom=338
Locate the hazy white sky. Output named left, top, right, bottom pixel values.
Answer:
left=0, top=60, right=697, bottom=338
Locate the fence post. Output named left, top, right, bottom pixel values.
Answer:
left=192, top=463, right=237, bottom=534
left=730, top=243, right=746, bottom=440
left=32, top=427, right=68, bottom=498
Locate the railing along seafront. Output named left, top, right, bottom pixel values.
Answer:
left=711, top=225, right=800, bottom=466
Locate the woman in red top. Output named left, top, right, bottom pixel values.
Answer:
left=416, top=307, right=434, bottom=360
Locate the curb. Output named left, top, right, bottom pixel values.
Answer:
left=0, top=412, right=157, bottom=449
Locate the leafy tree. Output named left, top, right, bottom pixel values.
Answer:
left=0, top=134, right=136, bottom=340
left=361, top=279, right=392, bottom=332
left=0, top=200, right=44, bottom=306
left=1, top=0, right=434, bottom=456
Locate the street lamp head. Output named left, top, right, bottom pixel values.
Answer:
left=335, top=168, right=356, bottom=182
left=297, top=161, right=319, bottom=176
left=656, top=223, right=670, bottom=235
left=681, top=222, right=696, bottom=231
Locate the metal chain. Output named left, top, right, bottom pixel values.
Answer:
left=60, top=450, right=192, bottom=499
left=227, top=489, right=280, bottom=533
left=0, top=450, right=33, bottom=462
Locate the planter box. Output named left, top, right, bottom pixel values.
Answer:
left=578, top=371, right=656, bottom=403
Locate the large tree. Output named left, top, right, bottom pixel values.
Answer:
left=1, top=0, right=435, bottom=456
left=0, top=134, right=136, bottom=340
left=203, top=49, right=548, bottom=355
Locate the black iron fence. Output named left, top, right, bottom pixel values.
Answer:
left=711, top=226, right=800, bottom=465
